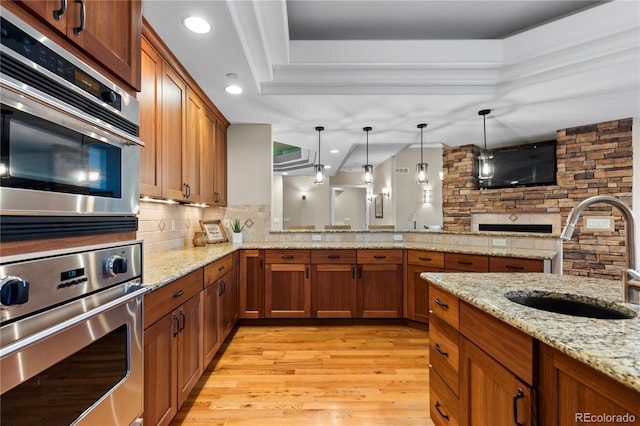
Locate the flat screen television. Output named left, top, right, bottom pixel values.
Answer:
left=478, top=141, right=557, bottom=189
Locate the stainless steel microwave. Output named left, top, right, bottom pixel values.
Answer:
left=0, top=8, right=142, bottom=217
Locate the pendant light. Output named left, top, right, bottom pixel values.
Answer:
left=416, top=123, right=428, bottom=184
left=478, top=109, right=494, bottom=179
left=314, top=126, right=325, bottom=184
left=362, top=126, right=373, bottom=184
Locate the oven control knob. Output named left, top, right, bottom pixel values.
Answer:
left=105, top=255, right=127, bottom=277
left=101, top=89, right=117, bottom=104
left=0, top=276, right=30, bottom=306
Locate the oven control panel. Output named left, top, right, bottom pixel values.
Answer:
left=0, top=241, right=142, bottom=325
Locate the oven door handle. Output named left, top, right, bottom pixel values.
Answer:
left=0, top=286, right=148, bottom=358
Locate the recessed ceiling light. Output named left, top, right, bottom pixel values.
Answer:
left=224, top=85, right=243, bottom=95
left=325, top=165, right=332, bottom=169
left=330, top=149, right=339, bottom=154
left=183, top=16, right=211, bottom=34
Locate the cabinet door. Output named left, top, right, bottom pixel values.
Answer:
left=539, top=344, right=640, bottom=425
left=460, top=337, right=534, bottom=426
left=239, top=250, right=264, bottom=318
left=15, top=1, right=67, bottom=33
left=213, top=120, right=228, bottom=206
left=311, top=264, right=357, bottom=318
left=176, top=294, right=203, bottom=408
left=14, top=0, right=141, bottom=90
left=265, top=263, right=310, bottom=318
left=357, top=264, right=403, bottom=318
left=406, top=264, right=441, bottom=323
left=220, top=271, right=238, bottom=339
left=160, top=63, right=187, bottom=200
left=202, top=284, right=220, bottom=367
left=139, top=37, right=162, bottom=197
left=184, top=90, right=202, bottom=202
left=200, top=108, right=217, bottom=205
left=144, top=312, right=178, bottom=426
left=67, top=0, right=141, bottom=90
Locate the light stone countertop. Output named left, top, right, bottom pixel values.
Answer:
left=143, top=241, right=557, bottom=289
left=422, top=272, right=640, bottom=393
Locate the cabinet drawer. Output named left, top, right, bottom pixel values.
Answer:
left=460, top=301, right=535, bottom=385
left=144, top=269, right=203, bottom=329
left=429, top=284, right=459, bottom=330
left=265, top=249, right=310, bottom=264
left=430, top=365, right=460, bottom=426
left=445, top=253, right=488, bottom=272
left=429, top=315, right=460, bottom=396
left=311, top=249, right=357, bottom=264
left=489, top=256, right=544, bottom=272
left=357, top=249, right=402, bottom=264
left=204, top=255, right=233, bottom=287
left=407, top=250, right=444, bottom=268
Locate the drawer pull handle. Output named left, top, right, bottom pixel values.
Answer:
left=435, top=402, right=450, bottom=421
left=179, top=311, right=186, bottom=332
left=172, top=290, right=184, bottom=299
left=434, top=343, right=449, bottom=358
left=457, top=260, right=473, bottom=265
left=218, top=265, right=225, bottom=271
left=373, top=255, right=386, bottom=259
left=281, top=255, right=294, bottom=260
left=419, top=257, right=433, bottom=261
left=434, top=297, right=449, bottom=309
left=328, top=255, right=341, bottom=259
left=173, top=314, right=180, bottom=337
left=513, top=388, right=524, bottom=426
left=506, top=265, right=525, bottom=270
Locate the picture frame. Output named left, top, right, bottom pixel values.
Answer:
left=374, top=195, right=383, bottom=218
left=200, top=220, right=228, bottom=244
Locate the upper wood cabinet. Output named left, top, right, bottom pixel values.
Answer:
left=139, top=23, right=229, bottom=205
left=13, top=0, right=141, bottom=91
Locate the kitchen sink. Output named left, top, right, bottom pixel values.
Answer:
left=504, top=290, right=637, bottom=320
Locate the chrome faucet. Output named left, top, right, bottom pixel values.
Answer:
left=561, top=195, right=640, bottom=304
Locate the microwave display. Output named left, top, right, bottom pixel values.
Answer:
left=1, top=105, right=122, bottom=198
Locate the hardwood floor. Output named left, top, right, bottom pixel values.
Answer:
left=171, top=324, right=435, bottom=425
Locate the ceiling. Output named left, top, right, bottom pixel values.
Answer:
left=142, top=0, right=640, bottom=177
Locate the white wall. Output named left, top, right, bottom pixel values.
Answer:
left=227, top=124, right=272, bottom=205
left=282, top=176, right=331, bottom=229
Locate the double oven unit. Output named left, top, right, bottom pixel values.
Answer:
left=1, top=7, right=145, bottom=426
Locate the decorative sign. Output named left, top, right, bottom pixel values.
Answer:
left=200, top=220, right=228, bottom=244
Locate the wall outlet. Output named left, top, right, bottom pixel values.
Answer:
left=492, top=238, right=506, bottom=246
left=393, top=234, right=403, bottom=241
left=273, top=217, right=280, bottom=223
left=312, top=234, right=322, bottom=241
left=585, top=217, right=613, bottom=230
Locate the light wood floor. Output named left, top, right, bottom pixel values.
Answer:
left=171, top=324, right=435, bottom=426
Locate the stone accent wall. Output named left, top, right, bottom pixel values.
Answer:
left=443, top=118, right=633, bottom=280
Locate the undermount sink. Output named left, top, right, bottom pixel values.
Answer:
left=504, top=290, right=637, bottom=320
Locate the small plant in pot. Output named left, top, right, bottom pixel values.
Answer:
left=231, top=219, right=244, bottom=244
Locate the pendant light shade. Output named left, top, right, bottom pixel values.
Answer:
left=314, top=126, right=325, bottom=184
left=416, top=123, right=428, bottom=184
left=478, top=109, right=494, bottom=179
left=362, top=126, right=373, bottom=184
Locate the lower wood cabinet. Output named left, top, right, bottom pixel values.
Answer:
left=311, top=249, right=357, bottom=318
left=265, top=250, right=311, bottom=318
left=459, top=336, right=534, bottom=426
left=143, top=270, right=204, bottom=426
left=539, top=343, right=640, bottom=425
left=357, top=250, right=403, bottom=318
left=406, top=250, right=444, bottom=323
left=239, top=249, right=264, bottom=318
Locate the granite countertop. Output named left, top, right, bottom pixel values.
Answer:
left=143, top=241, right=557, bottom=289
left=422, top=272, right=640, bottom=392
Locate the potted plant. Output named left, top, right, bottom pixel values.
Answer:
left=231, top=219, right=244, bottom=244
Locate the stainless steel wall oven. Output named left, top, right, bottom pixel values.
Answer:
left=0, top=7, right=142, bottom=240
left=0, top=240, right=146, bottom=425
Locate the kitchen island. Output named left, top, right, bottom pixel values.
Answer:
left=423, top=272, right=640, bottom=425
